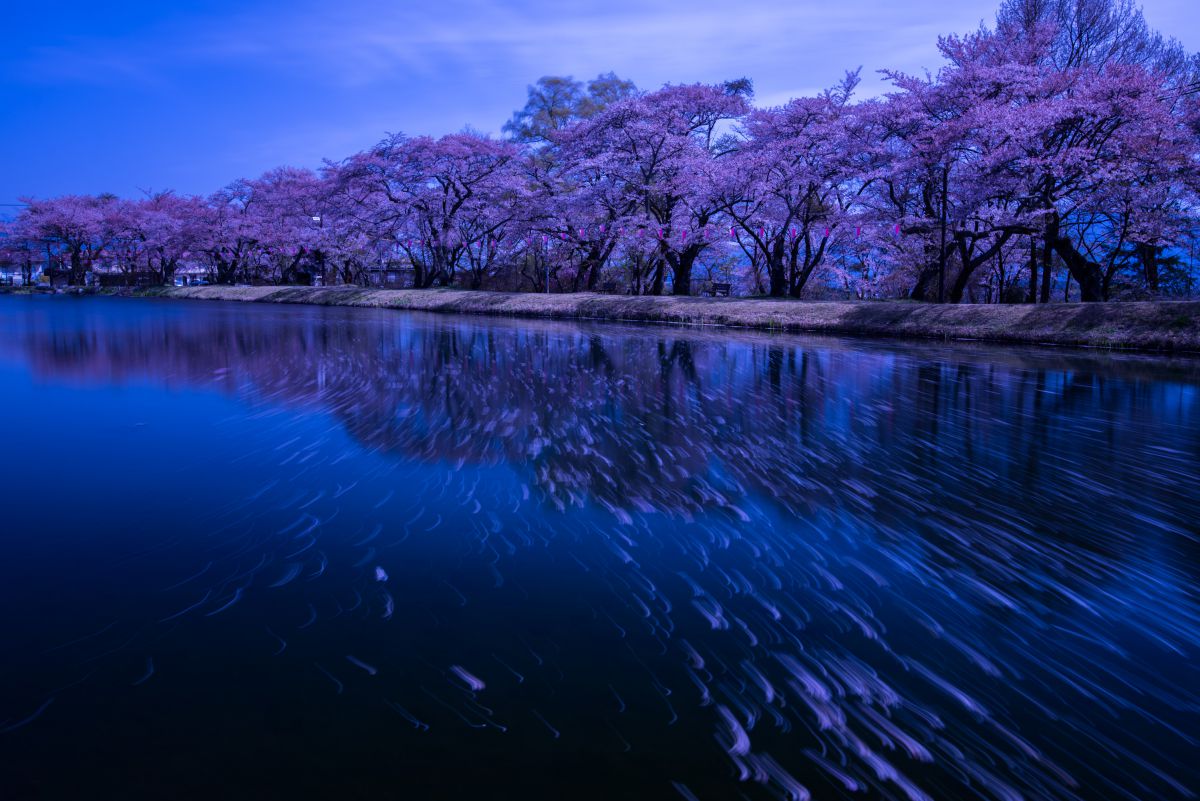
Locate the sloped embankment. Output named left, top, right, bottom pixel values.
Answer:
left=145, top=286, right=1200, bottom=353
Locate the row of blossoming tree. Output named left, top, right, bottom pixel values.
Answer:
left=4, top=0, right=1199, bottom=301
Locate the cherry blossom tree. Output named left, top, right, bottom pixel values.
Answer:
left=339, top=132, right=523, bottom=288
left=197, top=180, right=264, bottom=284
left=723, top=72, right=865, bottom=297
left=0, top=217, right=41, bottom=285
left=557, top=83, right=748, bottom=294
left=18, top=195, right=116, bottom=284
left=97, top=193, right=205, bottom=283
left=870, top=8, right=1199, bottom=302
left=244, top=167, right=329, bottom=284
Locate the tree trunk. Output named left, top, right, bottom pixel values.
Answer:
left=787, top=235, right=827, bottom=299
left=666, top=244, right=701, bottom=296
left=949, top=265, right=972, bottom=304
left=583, top=252, right=601, bottom=290
left=1027, top=236, right=1038, bottom=303
left=910, top=239, right=948, bottom=302
left=671, top=258, right=693, bottom=295
left=649, top=258, right=665, bottom=296
left=949, top=238, right=974, bottom=303
left=1136, top=242, right=1160, bottom=292
left=996, top=248, right=1006, bottom=303
left=1039, top=235, right=1052, bottom=304
left=216, top=256, right=237, bottom=285
left=933, top=231, right=1010, bottom=304
left=583, top=242, right=614, bottom=291
left=768, top=256, right=788, bottom=297
left=789, top=257, right=823, bottom=299
left=911, top=264, right=940, bottom=301
left=69, top=247, right=85, bottom=286
left=1045, top=216, right=1103, bottom=302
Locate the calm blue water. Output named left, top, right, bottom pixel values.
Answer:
left=0, top=295, right=1197, bottom=801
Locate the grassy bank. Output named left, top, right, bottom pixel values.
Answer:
left=135, top=285, right=1200, bottom=353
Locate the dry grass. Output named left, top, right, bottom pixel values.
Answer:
left=145, top=286, right=1200, bottom=353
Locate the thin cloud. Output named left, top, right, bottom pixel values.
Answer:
left=14, top=0, right=987, bottom=93
left=8, top=0, right=1191, bottom=201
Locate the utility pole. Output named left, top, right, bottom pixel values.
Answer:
left=938, top=165, right=948, bottom=304
left=311, top=215, right=323, bottom=286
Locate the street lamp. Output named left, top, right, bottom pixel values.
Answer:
left=309, top=216, right=324, bottom=285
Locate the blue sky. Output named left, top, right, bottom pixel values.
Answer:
left=2, top=0, right=1196, bottom=207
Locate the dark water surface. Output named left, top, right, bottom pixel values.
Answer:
left=0, top=295, right=1197, bottom=801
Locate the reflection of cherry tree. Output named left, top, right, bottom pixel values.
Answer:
left=22, top=306, right=1199, bottom=544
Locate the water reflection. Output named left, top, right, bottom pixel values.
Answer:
left=0, top=296, right=1197, bottom=801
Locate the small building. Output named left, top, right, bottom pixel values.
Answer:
left=173, top=263, right=212, bottom=286
left=0, top=264, right=25, bottom=286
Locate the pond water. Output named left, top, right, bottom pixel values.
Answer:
left=0, top=295, right=1197, bottom=801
